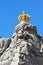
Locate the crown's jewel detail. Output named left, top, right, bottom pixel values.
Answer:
left=18, top=11, right=30, bottom=23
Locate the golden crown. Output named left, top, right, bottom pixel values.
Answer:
left=18, top=11, right=30, bottom=23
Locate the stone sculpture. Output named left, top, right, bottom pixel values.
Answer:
left=0, top=38, right=11, bottom=55
left=0, top=11, right=43, bottom=65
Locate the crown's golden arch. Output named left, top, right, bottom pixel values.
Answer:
left=18, top=11, right=30, bottom=23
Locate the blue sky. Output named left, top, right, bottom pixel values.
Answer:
left=0, top=0, right=43, bottom=38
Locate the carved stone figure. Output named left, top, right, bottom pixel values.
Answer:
left=0, top=11, right=43, bottom=65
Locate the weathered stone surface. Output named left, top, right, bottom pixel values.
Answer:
left=0, top=38, right=11, bottom=55
left=0, top=23, right=43, bottom=65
